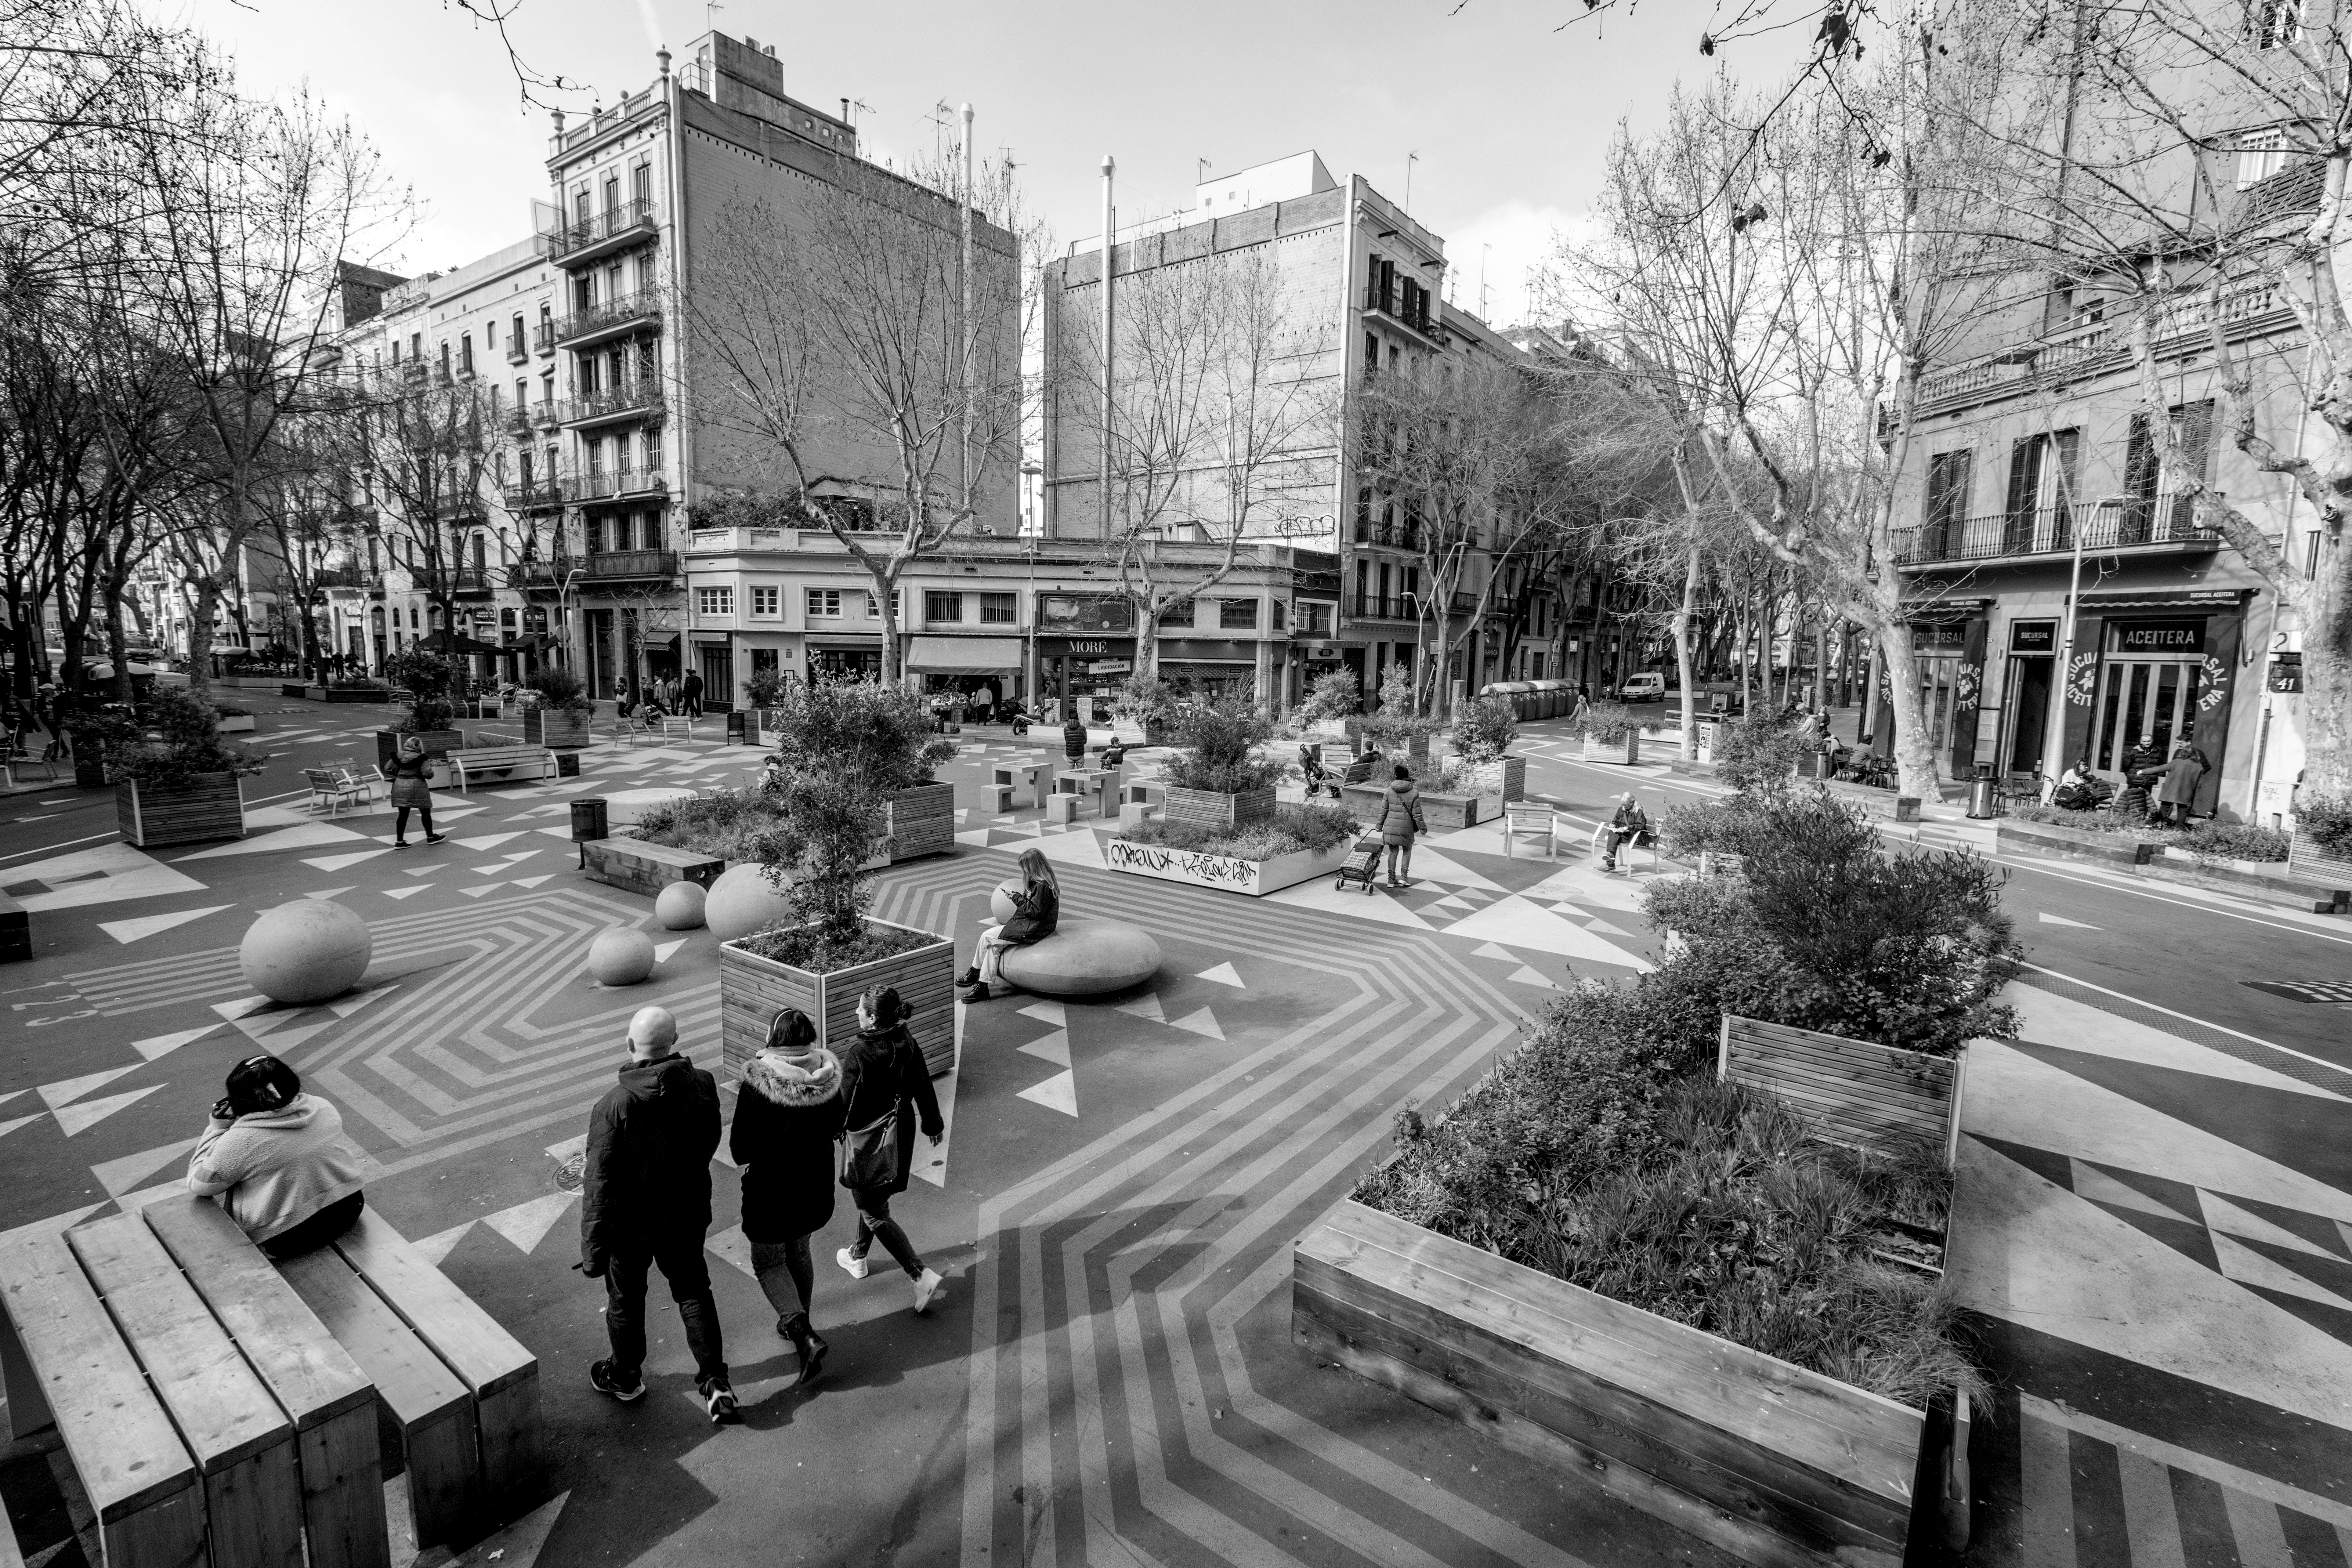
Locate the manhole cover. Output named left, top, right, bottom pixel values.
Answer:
left=553, top=1154, right=586, bottom=1192
left=2241, top=980, right=2352, bottom=1004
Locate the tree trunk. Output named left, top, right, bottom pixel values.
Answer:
left=105, top=593, right=133, bottom=707
left=1873, top=619, right=1940, bottom=799
left=186, top=576, right=220, bottom=700
left=2304, top=571, right=2351, bottom=796
left=1674, top=538, right=1701, bottom=761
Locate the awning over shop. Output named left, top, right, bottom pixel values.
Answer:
left=907, top=635, right=1023, bottom=673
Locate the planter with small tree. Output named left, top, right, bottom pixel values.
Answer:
left=374, top=650, right=464, bottom=771
left=521, top=666, right=596, bottom=749
left=65, top=706, right=141, bottom=789
left=1295, top=667, right=1362, bottom=743
left=2291, top=792, right=2352, bottom=879
left=113, top=689, right=261, bottom=848
left=1156, top=696, right=1282, bottom=829
left=1450, top=692, right=1524, bottom=810
left=717, top=681, right=961, bottom=1077
left=1360, top=665, right=1439, bottom=764
left=1577, top=702, right=1642, bottom=765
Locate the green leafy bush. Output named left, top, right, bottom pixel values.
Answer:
left=111, top=688, right=260, bottom=787
left=743, top=666, right=792, bottom=708
left=2301, top=792, right=2352, bottom=851
left=1714, top=710, right=1806, bottom=794
left=1361, top=663, right=1441, bottom=753
left=1162, top=696, right=1284, bottom=793
left=2177, top=822, right=2290, bottom=863
left=2005, top=803, right=2164, bottom=838
left=1574, top=702, right=1641, bottom=745
left=524, top=665, right=593, bottom=716
left=1450, top=694, right=1519, bottom=764
left=634, top=788, right=786, bottom=861
left=1121, top=801, right=1359, bottom=860
left=1297, top=667, right=1361, bottom=727
left=385, top=649, right=458, bottom=733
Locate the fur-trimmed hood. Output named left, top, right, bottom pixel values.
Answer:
left=741, top=1046, right=842, bottom=1108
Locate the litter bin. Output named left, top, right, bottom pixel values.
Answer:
left=1966, top=774, right=2000, bottom=819
left=571, top=798, right=608, bottom=842
left=556, top=751, right=580, bottom=778
left=1809, top=751, right=1835, bottom=781
left=725, top=710, right=748, bottom=745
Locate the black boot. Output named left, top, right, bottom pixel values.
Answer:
left=783, top=1312, right=827, bottom=1387
left=958, top=965, right=981, bottom=988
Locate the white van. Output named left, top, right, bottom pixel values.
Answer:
left=1618, top=672, right=1668, bottom=703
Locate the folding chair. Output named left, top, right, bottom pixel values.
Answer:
left=303, top=767, right=366, bottom=816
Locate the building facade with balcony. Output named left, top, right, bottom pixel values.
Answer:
left=1891, top=259, right=2315, bottom=822
left=1039, top=153, right=1560, bottom=711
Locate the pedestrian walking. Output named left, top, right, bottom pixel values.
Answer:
left=1062, top=711, right=1088, bottom=767
left=1375, top=762, right=1427, bottom=888
left=681, top=669, right=705, bottom=717
left=2155, top=739, right=2208, bottom=827
left=186, top=1054, right=368, bottom=1260
left=834, top=986, right=948, bottom=1313
left=730, top=1008, right=846, bottom=1386
left=388, top=733, right=445, bottom=848
left=580, top=1005, right=738, bottom=1422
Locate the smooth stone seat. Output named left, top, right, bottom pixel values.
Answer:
left=995, top=916, right=1161, bottom=997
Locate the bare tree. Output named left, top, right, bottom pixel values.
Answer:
left=335, top=359, right=494, bottom=666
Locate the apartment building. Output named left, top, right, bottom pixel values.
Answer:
left=1039, top=153, right=1560, bottom=711
left=1889, top=128, right=2323, bottom=822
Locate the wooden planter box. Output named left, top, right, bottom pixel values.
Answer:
left=1341, top=782, right=1480, bottom=831
left=2288, top=828, right=2352, bottom=881
left=116, top=772, right=244, bottom=849
left=1582, top=733, right=1640, bottom=765
left=1162, top=784, right=1276, bottom=830
left=375, top=728, right=464, bottom=769
left=216, top=715, right=256, bottom=734
left=1994, top=817, right=2154, bottom=867
left=1103, top=838, right=1353, bottom=897
left=1461, top=756, right=1526, bottom=806
left=522, top=707, right=593, bottom=749
left=580, top=839, right=724, bottom=898
left=1294, top=1200, right=1963, bottom=1568
left=718, top=918, right=956, bottom=1078
left=883, top=782, right=956, bottom=862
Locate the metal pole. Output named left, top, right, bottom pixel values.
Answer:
left=1100, top=155, right=1115, bottom=540
left=959, top=104, right=975, bottom=504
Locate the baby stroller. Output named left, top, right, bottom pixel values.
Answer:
left=1298, top=744, right=1343, bottom=800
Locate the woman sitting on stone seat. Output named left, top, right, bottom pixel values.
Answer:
left=959, top=847, right=1058, bottom=1003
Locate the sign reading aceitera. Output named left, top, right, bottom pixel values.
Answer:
left=2107, top=618, right=2206, bottom=656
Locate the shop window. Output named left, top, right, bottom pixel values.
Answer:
left=978, top=591, right=1017, bottom=624
left=806, top=588, right=842, bottom=618
left=924, top=590, right=964, bottom=623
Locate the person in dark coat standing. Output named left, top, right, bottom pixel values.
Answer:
left=680, top=669, right=705, bottom=717
left=2154, top=739, right=2208, bottom=826
left=834, top=986, right=948, bottom=1313
left=1062, top=712, right=1088, bottom=767
left=730, top=1008, right=846, bottom=1386
left=1375, top=762, right=1427, bottom=888
left=959, top=847, right=1057, bottom=1003
left=388, top=733, right=445, bottom=849
left=580, top=1005, right=737, bottom=1422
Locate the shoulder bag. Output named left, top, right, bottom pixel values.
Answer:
left=837, top=1059, right=902, bottom=1190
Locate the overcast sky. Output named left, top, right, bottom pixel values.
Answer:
left=148, top=0, right=1801, bottom=330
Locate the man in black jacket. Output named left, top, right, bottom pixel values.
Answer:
left=1062, top=712, right=1088, bottom=767
left=680, top=669, right=705, bottom=717
left=580, top=1005, right=737, bottom=1421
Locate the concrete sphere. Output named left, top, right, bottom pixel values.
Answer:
left=240, top=900, right=373, bottom=1006
left=655, top=879, right=708, bottom=931
left=989, top=880, right=1023, bottom=924
left=587, top=927, right=656, bottom=986
left=705, top=863, right=796, bottom=942
left=605, top=787, right=699, bottom=827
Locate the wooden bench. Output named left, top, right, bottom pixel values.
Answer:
left=144, top=1197, right=388, bottom=1568
left=1719, top=1014, right=1965, bottom=1167
left=580, top=837, right=725, bottom=898
left=448, top=745, right=556, bottom=792
left=1501, top=801, right=1559, bottom=858
left=0, top=1224, right=206, bottom=1568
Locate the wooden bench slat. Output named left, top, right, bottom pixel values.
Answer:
left=1733, top=1038, right=1957, bottom=1088
left=1730, top=1020, right=1955, bottom=1078
left=1727, top=1064, right=1956, bottom=1117
left=141, top=1198, right=389, bottom=1568
left=1729, top=1054, right=1954, bottom=1099
left=1726, top=1072, right=1949, bottom=1127
left=1730, top=1085, right=1947, bottom=1134
left=279, top=1248, right=477, bottom=1550
left=0, top=1229, right=199, bottom=1524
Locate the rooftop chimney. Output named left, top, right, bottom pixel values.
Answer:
left=656, top=47, right=670, bottom=77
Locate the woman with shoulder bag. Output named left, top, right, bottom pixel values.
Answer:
left=388, top=733, right=445, bottom=849
left=833, top=985, right=947, bottom=1313
left=730, top=1008, right=847, bottom=1386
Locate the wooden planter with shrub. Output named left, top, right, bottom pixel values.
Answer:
left=1461, top=756, right=1525, bottom=808
left=1341, top=782, right=1481, bottom=831
left=1162, top=785, right=1276, bottom=830
left=522, top=707, right=593, bottom=749
left=883, top=782, right=956, bottom=861
left=1994, top=817, right=2154, bottom=867
left=1582, top=732, right=1640, bottom=765
left=2288, top=828, right=2352, bottom=881
left=117, top=772, right=244, bottom=849
left=718, top=918, right=957, bottom=1078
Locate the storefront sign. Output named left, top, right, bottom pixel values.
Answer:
left=1038, top=594, right=1133, bottom=633
left=1157, top=638, right=1258, bottom=663
left=2109, top=618, right=2206, bottom=655
left=1036, top=636, right=1133, bottom=658
left=2267, top=652, right=2304, bottom=693
left=1911, top=622, right=1971, bottom=653
left=2008, top=620, right=2057, bottom=655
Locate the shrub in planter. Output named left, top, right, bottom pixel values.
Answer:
left=1450, top=692, right=1518, bottom=764
left=1162, top=695, right=1284, bottom=796
left=111, top=689, right=262, bottom=847
left=1121, top=800, right=1359, bottom=861
left=636, top=788, right=788, bottom=862
left=1572, top=702, right=1640, bottom=746
left=743, top=665, right=793, bottom=709
left=1712, top=710, right=1808, bottom=794
left=523, top=665, right=595, bottom=745
left=2177, top=822, right=2290, bottom=864
left=1360, top=663, right=1440, bottom=758
left=385, top=648, right=459, bottom=734
left=1296, top=667, right=1361, bottom=730
left=2301, top=792, right=2352, bottom=853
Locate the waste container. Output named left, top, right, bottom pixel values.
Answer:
left=556, top=751, right=581, bottom=778
left=1966, top=775, right=2000, bottom=819
left=571, top=798, right=608, bottom=842
left=725, top=710, right=748, bottom=745
left=1809, top=751, right=1836, bottom=781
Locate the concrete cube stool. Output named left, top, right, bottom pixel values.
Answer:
left=995, top=916, right=1162, bottom=997
left=1045, top=793, right=1083, bottom=826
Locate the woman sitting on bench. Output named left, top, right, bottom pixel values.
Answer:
left=187, top=1054, right=368, bottom=1260
left=958, top=847, right=1057, bottom=1003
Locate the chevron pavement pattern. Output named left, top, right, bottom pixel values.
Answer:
left=61, top=886, right=702, bottom=1176
left=864, top=855, right=1604, bottom=1568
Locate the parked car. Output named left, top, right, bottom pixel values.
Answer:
left=1618, top=672, right=1668, bottom=703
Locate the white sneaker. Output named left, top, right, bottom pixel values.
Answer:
left=836, top=1247, right=870, bottom=1280
left=913, top=1267, right=946, bottom=1314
